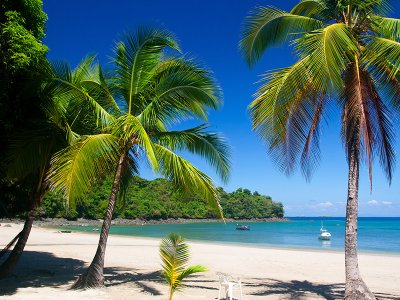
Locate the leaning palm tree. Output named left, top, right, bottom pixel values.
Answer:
left=160, top=233, right=207, bottom=300
left=240, top=1, right=399, bottom=299
left=0, top=57, right=109, bottom=278
left=48, top=27, right=230, bottom=289
left=0, top=124, right=63, bottom=278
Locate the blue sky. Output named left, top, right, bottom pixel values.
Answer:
left=43, top=0, right=400, bottom=217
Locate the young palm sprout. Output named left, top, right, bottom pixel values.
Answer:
left=160, top=233, right=207, bottom=300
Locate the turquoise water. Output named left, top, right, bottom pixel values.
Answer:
left=62, top=217, right=400, bottom=254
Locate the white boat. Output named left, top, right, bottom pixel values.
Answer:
left=318, top=223, right=331, bottom=240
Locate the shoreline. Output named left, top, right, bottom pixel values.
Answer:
left=0, top=216, right=289, bottom=227
left=3, top=218, right=399, bottom=255
left=1, top=223, right=399, bottom=299
left=47, top=225, right=400, bottom=257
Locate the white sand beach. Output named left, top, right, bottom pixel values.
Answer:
left=0, top=223, right=399, bottom=299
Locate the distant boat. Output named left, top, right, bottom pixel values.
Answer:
left=318, top=222, right=331, bottom=240
left=236, top=224, right=250, bottom=231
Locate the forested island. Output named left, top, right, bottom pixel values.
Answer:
left=39, top=176, right=284, bottom=220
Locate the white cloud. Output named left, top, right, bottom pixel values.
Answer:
left=316, top=201, right=334, bottom=209
left=367, top=200, right=394, bottom=207
left=368, top=200, right=379, bottom=206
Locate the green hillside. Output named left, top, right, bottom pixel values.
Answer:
left=41, top=176, right=284, bottom=220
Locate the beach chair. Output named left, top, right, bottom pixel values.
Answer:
left=217, top=272, right=243, bottom=300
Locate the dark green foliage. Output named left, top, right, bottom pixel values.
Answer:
left=41, top=176, right=284, bottom=220
left=1, top=0, right=47, bottom=39
left=1, top=11, right=47, bottom=71
left=0, top=0, right=48, bottom=75
left=219, top=187, right=280, bottom=219
left=0, top=0, right=48, bottom=216
left=40, top=192, right=65, bottom=218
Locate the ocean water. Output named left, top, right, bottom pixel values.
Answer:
left=62, top=217, right=400, bottom=254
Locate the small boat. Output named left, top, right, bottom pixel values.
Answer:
left=318, top=223, right=331, bottom=240
left=236, top=224, right=250, bottom=231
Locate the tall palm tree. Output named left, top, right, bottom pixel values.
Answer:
left=48, top=27, right=231, bottom=289
left=0, top=57, right=113, bottom=278
left=240, top=1, right=399, bottom=299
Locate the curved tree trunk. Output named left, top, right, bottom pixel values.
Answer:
left=72, top=152, right=126, bottom=289
left=344, top=147, right=375, bottom=300
left=0, top=190, right=42, bottom=279
left=0, top=231, right=22, bottom=259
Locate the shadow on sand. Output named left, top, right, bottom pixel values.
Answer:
left=247, top=277, right=400, bottom=300
left=0, top=251, right=214, bottom=297
left=104, top=269, right=218, bottom=296
left=0, top=250, right=85, bottom=295
left=104, top=268, right=163, bottom=295
left=1, top=252, right=399, bottom=300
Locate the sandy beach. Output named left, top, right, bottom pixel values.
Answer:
left=0, top=223, right=399, bottom=300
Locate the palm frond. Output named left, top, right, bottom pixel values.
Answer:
left=154, top=144, right=223, bottom=218
left=365, top=56, right=400, bottom=111
left=240, top=6, right=322, bottom=66
left=353, top=0, right=391, bottom=16
left=79, top=63, right=121, bottom=116
left=7, top=125, right=64, bottom=181
left=250, top=56, right=311, bottom=129
left=48, top=61, right=115, bottom=127
left=290, top=0, right=326, bottom=18
left=110, top=115, right=159, bottom=171
left=139, top=58, right=222, bottom=126
left=48, top=134, right=120, bottom=207
left=250, top=57, right=327, bottom=177
left=370, top=16, right=400, bottom=41
left=364, top=37, right=400, bottom=80
left=160, top=233, right=207, bottom=297
left=341, top=60, right=395, bottom=187
left=160, top=233, right=189, bottom=278
left=175, top=265, right=207, bottom=289
left=113, top=27, right=180, bottom=115
left=40, top=89, right=81, bottom=145
left=300, top=93, right=326, bottom=179
left=153, top=125, right=231, bottom=183
left=295, top=23, right=358, bottom=91
left=71, top=55, right=97, bottom=83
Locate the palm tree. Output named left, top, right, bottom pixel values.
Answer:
left=0, top=125, right=59, bottom=278
left=48, top=27, right=231, bottom=289
left=240, top=1, right=399, bottom=299
left=160, top=233, right=207, bottom=300
left=0, top=57, right=113, bottom=278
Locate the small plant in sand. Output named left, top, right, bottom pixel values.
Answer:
left=160, top=233, right=207, bottom=300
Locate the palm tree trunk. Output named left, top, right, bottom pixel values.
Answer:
left=71, top=152, right=126, bottom=289
left=344, top=146, right=375, bottom=300
left=0, top=190, right=42, bottom=278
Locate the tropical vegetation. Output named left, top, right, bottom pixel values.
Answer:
left=0, top=1, right=48, bottom=209
left=240, top=0, right=400, bottom=299
left=39, top=176, right=284, bottom=220
left=160, top=233, right=207, bottom=300
left=47, top=28, right=231, bottom=288
left=0, top=56, right=115, bottom=277
left=0, top=0, right=51, bottom=278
